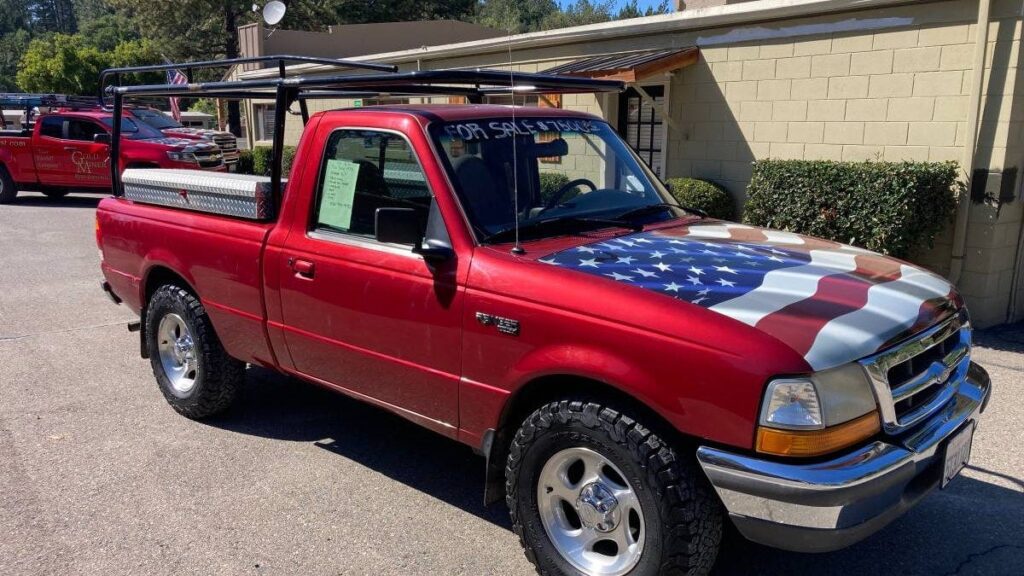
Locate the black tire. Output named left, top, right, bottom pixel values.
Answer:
left=0, top=165, right=17, bottom=204
left=145, top=284, right=244, bottom=419
left=42, top=189, right=69, bottom=199
left=507, top=400, right=722, bottom=576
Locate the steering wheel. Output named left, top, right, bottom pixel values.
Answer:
left=545, top=178, right=597, bottom=209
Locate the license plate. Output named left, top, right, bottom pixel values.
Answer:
left=941, top=423, right=975, bottom=488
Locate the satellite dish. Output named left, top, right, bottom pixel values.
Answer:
left=263, top=1, right=286, bottom=26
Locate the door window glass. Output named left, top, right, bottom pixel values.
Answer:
left=39, top=116, right=63, bottom=139
left=66, top=119, right=106, bottom=142
left=312, top=130, right=432, bottom=239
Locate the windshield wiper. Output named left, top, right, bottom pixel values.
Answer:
left=616, top=203, right=707, bottom=221
left=483, top=216, right=642, bottom=244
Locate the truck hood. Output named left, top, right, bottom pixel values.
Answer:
left=538, top=221, right=958, bottom=371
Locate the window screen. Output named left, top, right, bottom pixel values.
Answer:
left=312, top=130, right=432, bottom=239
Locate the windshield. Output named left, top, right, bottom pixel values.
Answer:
left=430, top=117, right=685, bottom=243
left=131, top=108, right=183, bottom=130
left=101, top=116, right=167, bottom=140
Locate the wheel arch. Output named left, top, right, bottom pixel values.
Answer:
left=138, top=264, right=199, bottom=359
left=482, top=372, right=698, bottom=506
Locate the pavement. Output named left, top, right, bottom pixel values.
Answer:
left=1, top=190, right=1022, bottom=576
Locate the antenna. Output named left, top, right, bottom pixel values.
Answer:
left=507, top=31, right=525, bottom=256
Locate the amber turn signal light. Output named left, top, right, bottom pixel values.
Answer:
left=756, top=411, right=881, bottom=457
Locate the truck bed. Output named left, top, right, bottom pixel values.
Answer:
left=98, top=196, right=279, bottom=367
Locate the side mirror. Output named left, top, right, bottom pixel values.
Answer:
left=93, top=133, right=111, bottom=144
left=375, top=207, right=454, bottom=262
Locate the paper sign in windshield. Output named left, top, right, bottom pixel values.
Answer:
left=319, top=159, right=360, bottom=230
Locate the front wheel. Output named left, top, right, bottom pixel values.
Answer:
left=506, top=400, right=722, bottom=576
left=145, top=285, right=244, bottom=418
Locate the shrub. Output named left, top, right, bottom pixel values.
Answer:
left=664, top=178, right=735, bottom=220
left=539, top=172, right=571, bottom=204
left=743, top=159, right=960, bottom=257
left=250, top=145, right=297, bottom=177
left=235, top=149, right=254, bottom=175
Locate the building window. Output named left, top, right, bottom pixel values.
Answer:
left=618, top=86, right=665, bottom=177
left=254, top=104, right=276, bottom=141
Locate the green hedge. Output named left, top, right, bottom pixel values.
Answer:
left=743, top=160, right=959, bottom=257
left=664, top=178, right=735, bottom=220
left=236, top=149, right=254, bottom=175
left=539, top=172, right=571, bottom=204
left=244, top=145, right=296, bottom=177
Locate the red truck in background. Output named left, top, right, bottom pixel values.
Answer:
left=0, top=104, right=224, bottom=203
left=125, top=106, right=241, bottom=167
left=96, top=60, right=991, bottom=576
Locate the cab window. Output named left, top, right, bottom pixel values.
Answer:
left=66, top=119, right=106, bottom=142
left=39, top=116, right=63, bottom=139
left=311, top=129, right=432, bottom=240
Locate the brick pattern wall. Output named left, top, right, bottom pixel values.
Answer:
left=669, top=16, right=1023, bottom=199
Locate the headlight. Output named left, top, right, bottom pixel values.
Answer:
left=166, top=150, right=198, bottom=162
left=756, top=364, right=880, bottom=457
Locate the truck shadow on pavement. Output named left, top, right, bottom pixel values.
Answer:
left=207, top=366, right=513, bottom=530
left=8, top=192, right=104, bottom=208
left=206, top=366, right=1024, bottom=575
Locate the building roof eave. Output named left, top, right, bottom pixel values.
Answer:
left=237, top=0, right=932, bottom=80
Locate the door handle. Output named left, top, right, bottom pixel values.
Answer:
left=63, top=146, right=78, bottom=152
left=288, top=257, right=316, bottom=279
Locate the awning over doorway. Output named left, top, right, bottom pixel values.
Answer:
left=543, top=47, right=699, bottom=82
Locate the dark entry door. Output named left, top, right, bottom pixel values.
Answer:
left=617, top=86, right=665, bottom=178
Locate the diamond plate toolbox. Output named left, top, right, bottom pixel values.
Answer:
left=122, top=169, right=282, bottom=220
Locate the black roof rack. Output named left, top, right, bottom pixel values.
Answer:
left=100, top=54, right=625, bottom=203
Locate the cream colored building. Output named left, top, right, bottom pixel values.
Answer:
left=237, top=0, right=1024, bottom=328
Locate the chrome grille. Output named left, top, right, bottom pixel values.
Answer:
left=212, top=134, right=239, bottom=164
left=860, top=310, right=971, bottom=434
left=194, top=150, right=224, bottom=169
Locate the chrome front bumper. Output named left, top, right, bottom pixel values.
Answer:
left=696, top=362, right=991, bottom=553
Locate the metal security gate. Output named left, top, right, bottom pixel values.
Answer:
left=618, top=86, right=665, bottom=177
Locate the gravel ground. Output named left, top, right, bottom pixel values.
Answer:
left=1, top=191, right=1022, bottom=575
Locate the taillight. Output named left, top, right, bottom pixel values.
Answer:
left=95, top=215, right=103, bottom=250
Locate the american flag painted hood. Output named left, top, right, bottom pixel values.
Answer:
left=538, top=221, right=958, bottom=371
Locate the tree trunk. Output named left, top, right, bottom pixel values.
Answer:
left=224, top=4, right=242, bottom=137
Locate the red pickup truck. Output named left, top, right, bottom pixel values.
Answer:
left=0, top=108, right=224, bottom=203
left=97, top=63, right=990, bottom=576
left=125, top=106, right=241, bottom=167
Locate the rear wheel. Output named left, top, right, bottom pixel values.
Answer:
left=0, top=166, right=17, bottom=204
left=507, top=400, right=722, bottom=576
left=145, top=284, right=244, bottom=418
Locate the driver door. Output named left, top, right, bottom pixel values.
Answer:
left=276, top=127, right=463, bottom=434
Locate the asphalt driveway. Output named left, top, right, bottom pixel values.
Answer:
left=1, top=191, right=1022, bottom=575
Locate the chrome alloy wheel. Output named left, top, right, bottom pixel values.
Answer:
left=157, top=313, right=198, bottom=396
left=537, top=447, right=645, bottom=576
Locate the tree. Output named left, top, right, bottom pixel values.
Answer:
left=16, top=33, right=107, bottom=94
left=474, top=0, right=558, bottom=33
left=615, top=0, right=670, bottom=19
left=15, top=33, right=162, bottom=96
left=78, top=13, right=140, bottom=52
left=27, top=0, right=77, bottom=34
left=0, top=30, right=32, bottom=92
